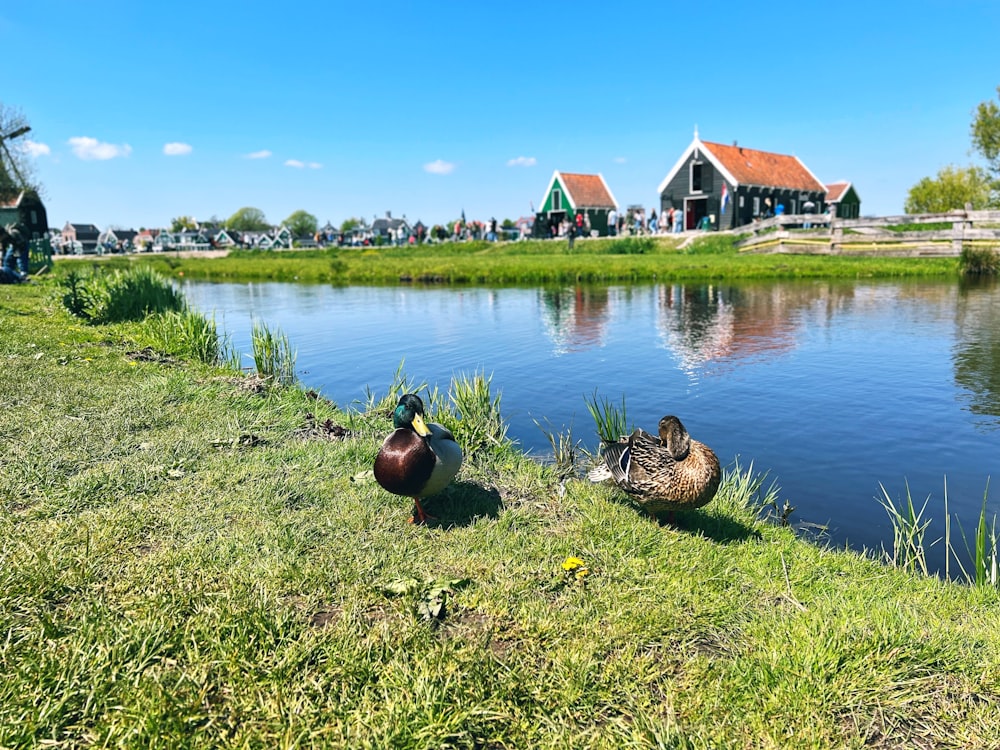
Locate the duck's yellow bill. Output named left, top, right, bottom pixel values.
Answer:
left=411, top=413, right=432, bottom=437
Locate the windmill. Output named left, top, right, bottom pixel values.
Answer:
left=0, top=123, right=31, bottom=191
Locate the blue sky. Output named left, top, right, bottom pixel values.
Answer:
left=2, top=0, right=998, bottom=231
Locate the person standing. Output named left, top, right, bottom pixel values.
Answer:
left=649, top=209, right=658, bottom=234
left=607, top=208, right=617, bottom=237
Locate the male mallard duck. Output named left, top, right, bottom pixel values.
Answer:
left=588, top=415, right=721, bottom=517
left=374, top=393, right=463, bottom=524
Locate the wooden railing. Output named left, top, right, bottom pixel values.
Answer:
left=735, top=210, right=1000, bottom=256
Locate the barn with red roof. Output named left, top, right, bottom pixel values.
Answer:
left=657, top=131, right=832, bottom=231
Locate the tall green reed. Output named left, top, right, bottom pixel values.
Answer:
left=877, top=481, right=931, bottom=576
left=584, top=390, right=630, bottom=444
left=880, top=477, right=998, bottom=586
left=250, top=320, right=296, bottom=386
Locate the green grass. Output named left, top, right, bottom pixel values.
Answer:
left=55, top=237, right=963, bottom=286
left=3, top=280, right=1000, bottom=747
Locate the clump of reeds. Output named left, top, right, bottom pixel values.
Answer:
left=58, top=266, right=185, bottom=323
left=584, top=390, right=630, bottom=444
left=144, top=309, right=238, bottom=368
left=448, top=371, right=508, bottom=453
left=877, top=481, right=931, bottom=576
left=534, top=418, right=581, bottom=479
left=250, top=320, right=296, bottom=386
left=960, top=245, right=1000, bottom=275
left=879, top=477, right=998, bottom=586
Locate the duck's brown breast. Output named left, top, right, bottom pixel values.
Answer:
left=374, top=429, right=435, bottom=497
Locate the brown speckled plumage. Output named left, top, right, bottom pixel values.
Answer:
left=595, top=415, right=720, bottom=515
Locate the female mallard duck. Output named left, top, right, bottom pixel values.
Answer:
left=374, top=393, right=463, bottom=524
left=588, top=415, right=721, bottom=517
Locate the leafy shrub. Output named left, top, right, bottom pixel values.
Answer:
left=58, top=266, right=185, bottom=323
left=960, top=245, right=1000, bottom=275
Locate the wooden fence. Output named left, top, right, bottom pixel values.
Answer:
left=735, top=210, right=1000, bottom=256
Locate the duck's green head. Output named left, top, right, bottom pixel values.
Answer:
left=392, top=393, right=432, bottom=436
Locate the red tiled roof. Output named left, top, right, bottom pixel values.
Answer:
left=825, top=182, right=850, bottom=202
left=560, top=172, right=616, bottom=208
left=702, top=141, right=825, bottom=192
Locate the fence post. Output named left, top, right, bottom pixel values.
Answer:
left=952, top=212, right=967, bottom=256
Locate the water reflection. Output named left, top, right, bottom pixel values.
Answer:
left=953, top=277, right=1000, bottom=426
left=539, top=286, right=610, bottom=354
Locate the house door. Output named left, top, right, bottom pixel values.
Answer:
left=685, top=197, right=707, bottom=230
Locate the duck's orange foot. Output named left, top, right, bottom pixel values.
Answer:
left=408, top=498, right=437, bottom=524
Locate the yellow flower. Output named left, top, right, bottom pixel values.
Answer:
left=562, top=556, right=585, bottom=572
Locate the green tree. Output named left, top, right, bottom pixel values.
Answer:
left=971, top=85, right=1000, bottom=177
left=904, top=165, right=992, bottom=213
left=284, top=209, right=318, bottom=238
left=170, top=215, right=198, bottom=232
left=226, top=207, right=270, bottom=232
left=340, top=217, right=362, bottom=233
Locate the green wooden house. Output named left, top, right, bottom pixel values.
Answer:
left=825, top=182, right=862, bottom=219
left=537, top=171, right=619, bottom=236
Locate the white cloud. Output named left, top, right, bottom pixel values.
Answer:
left=506, top=156, right=537, bottom=167
left=283, top=159, right=323, bottom=169
left=424, top=159, right=455, bottom=175
left=163, top=142, right=192, bottom=156
left=21, top=140, right=51, bottom=157
left=245, top=149, right=272, bottom=159
left=614, top=156, right=627, bottom=164
left=68, top=136, right=132, bottom=161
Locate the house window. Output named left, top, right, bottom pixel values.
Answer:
left=739, top=195, right=744, bottom=208
left=553, top=189, right=562, bottom=211
left=690, top=162, right=704, bottom=193
left=753, top=196, right=760, bottom=216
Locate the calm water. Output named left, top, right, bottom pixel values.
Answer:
left=183, top=277, right=1000, bottom=567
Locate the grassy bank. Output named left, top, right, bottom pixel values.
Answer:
left=3, top=280, right=1000, bottom=748
left=64, top=236, right=962, bottom=285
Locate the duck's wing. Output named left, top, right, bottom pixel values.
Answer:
left=427, top=422, right=458, bottom=445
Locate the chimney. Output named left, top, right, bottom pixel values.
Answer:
left=386, top=211, right=391, bottom=219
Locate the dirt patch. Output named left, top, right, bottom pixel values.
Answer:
left=294, top=412, right=352, bottom=440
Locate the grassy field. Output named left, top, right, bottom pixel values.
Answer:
left=2, top=278, right=999, bottom=748
left=61, top=235, right=964, bottom=285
